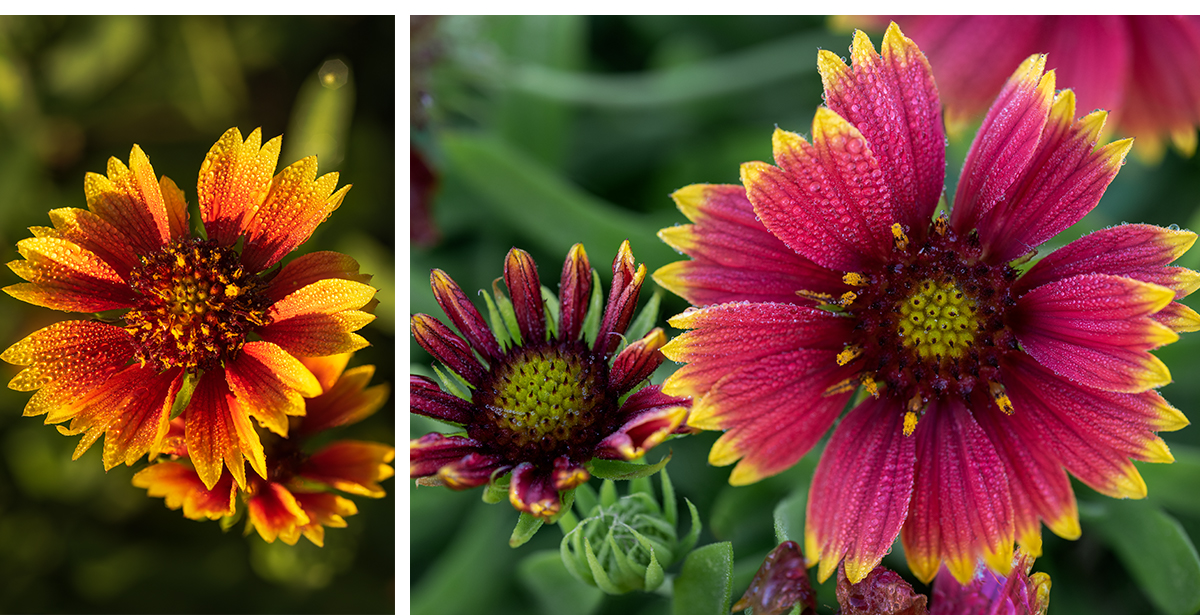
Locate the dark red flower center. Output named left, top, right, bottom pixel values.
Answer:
left=126, top=237, right=269, bottom=373
left=839, top=218, right=1019, bottom=433
left=469, top=341, right=617, bottom=464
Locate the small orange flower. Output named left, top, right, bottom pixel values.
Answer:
left=133, top=353, right=393, bottom=546
left=3, top=128, right=378, bottom=491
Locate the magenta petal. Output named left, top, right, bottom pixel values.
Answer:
left=1017, top=224, right=1198, bottom=297
left=509, top=462, right=560, bottom=518
left=950, top=55, right=1053, bottom=240
left=1003, top=353, right=1149, bottom=500
left=596, top=241, right=646, bottom=357
left=557, top=244, right=592, bottom=343
left=1122, top=16, right=1200, bottom=140
left=656, top=184, right=846, bottom=307
left=410, top=375, right=473, bottom=424
left=503, top=248, right=546, bottom=345
left=410, top=314, right=487, bottom=387
left=409, top=432, right=482, bottom=478
left=806, top=397, right=916, bottom=584
left=901, top=399, right=1015, bottom=585
left=820, top=25, right=946, bottom=235
left=609, top=329, right=667, bottom=395
left=1012, top=273, right=1175, bottom=393
left=698, top=350, right=852, bottom=485
left=431, top=269, right=502, bottom=363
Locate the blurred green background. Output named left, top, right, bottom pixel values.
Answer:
left=0, top=16, right=395, bottom=613
left=411, top=15, right=1200, bottom=615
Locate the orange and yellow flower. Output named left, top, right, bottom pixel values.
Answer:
left=133, top=353, right=393, bottom=546
left=3, top=128, right=378, bottom=492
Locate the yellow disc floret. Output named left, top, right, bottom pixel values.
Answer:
left=897, top=277, right=979, bottom=361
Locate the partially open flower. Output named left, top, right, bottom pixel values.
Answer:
left=411, top=242, right=691, bottom=520
left=733, top=541, right=818, bottom=615
left=559, top=471, right=699, bottom=594
left=133, top=353, right=392, bottom=546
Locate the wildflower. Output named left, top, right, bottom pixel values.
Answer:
left=857, top=16, right=1200, bottom=157
left=133, top=353, right=393, bottom=546
left=2, top=127, right=378, bottom=491
left=656, top=24, right=1196, bottom=585
left=930, top=551, right=1050, bottom=615
left=733, top=541, right=818, bottom=615
left=410, top=242, right=690, bottom=519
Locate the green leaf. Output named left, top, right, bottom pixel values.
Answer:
left=541, top=284, right=560, bottom=340
left=481, top=474, right=511, bottom=504
left=1084, top=499, right=1200, bottom=615
left=677, top=499, right=702, bottom=557
left=629, top=527, right=665, bottom=591
left=773, top=485, right=808, bottom=545
left=1143, top=443, right=1200, bottom=518
left=625, top=288, right=662, bottom=343
left=517, top=550, right=604, bottom=615
left=582, top=269, right=603, bottom=349
left=588, top=452, right=672, bottom=481
left=169, top=371, right=201, bottom=420
left=432, top=364, right=472, bottom=402
left=479, top=287, right=513, bottom=351
left=492, top=278, right=523, bottom=346
left=673, top=542, right=734, bottom=615
left=510, top=512, right=545, bottom=548
left=582, top=529, right=624, bottom=594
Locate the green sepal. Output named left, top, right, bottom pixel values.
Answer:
left=481, top=472, right=512, bottom=504
left=581, top=530, right=624, bottom=594
left=582, top=269, right=603, bottom=349
left=541, top=284, right=560, bottom=341
left=169, top=370, right=201, bottom=420
left=629, top=475, right=654, bottom=499
left=598, top=479, right=618, bottom=508
left=561, top=523, right=595, bottom=584
left=624, top=287, right=662, bottom=343
left=587, top=452, right=671, bottom=481
left=432, top=364, right=473, bottom=401
left=493, top=278, right=523, bottom=346
left=574, top=481, right=599, bottom=515
left=219, top=496, right=244, bottom=532
left=546, top=488, right=576, bottom=525
left=661, top=468, right=677, bottom=526
left=628, top=526, right=665, bottom=591
left=677, top=498, right=702, bottom=557
left=510, top=512, right=545, bottom=548
left=479, top=287, right=513, bottom=351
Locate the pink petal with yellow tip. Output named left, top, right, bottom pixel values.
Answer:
left=1003, top=353, right=1150, bottom=500
left=298, top=365, right=389, bottom=436
left=950, top=55, right=1054, bottom=238
left=197, top=127, right=281, bottom=248
left=819, top=24, right=945, bottom=234
left=655, top=184, right=846, bottom=306
left=225, top=342, right=321, bottom=437
left=409, top=432, right=484, bottom=479
left=1012, top=274, right=1176, bottom=393
left=596, top=392, right=687, bottom=461
left=745, top=117, right=896, bottom=272
left=597, top=241, right=646, bottom=356
left=806, top=397, right=916, bottom=585
left=509, top=462, right=560, bottom=518
left=609, top=328, right=667, bottom=395
left=558, top=243, right=592, bottom=342
left=663, top=302, right=850, bottom=400
left=2, top=320, right=134, bottom=396
left=260, top=278, right=377, bottom=357
left=901, top=399, right=1015, bottom=586
left=705, top=353, right=852, bottom=486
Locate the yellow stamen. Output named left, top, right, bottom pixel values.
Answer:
left=990, top=381, right=1014, bottom=414
left=836, top=345, right=862, bottom=366
left=824, top=378, right=856, bottom=396
left=934, top=213, right=949, bottom=236
left=903, top=411, right=919, bottom=436
left=843, top=272, right=869, bottom=287
left=839, top=291, right=858, bottom=306
left=861, top=373, right=879, bottom=398
left=891, top=223, right=909, bottom=251
left=797, top=290, right=834, bottom=305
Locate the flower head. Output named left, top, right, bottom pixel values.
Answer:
left=656, top=24, right=1197, bottom=585
left=3, top=128, right=378, bottom=491
left=858, top=16, right=1200, bottom=158
left=410, top=242, right=691, bottom=519
left=133, top=353, right=393, bottom=546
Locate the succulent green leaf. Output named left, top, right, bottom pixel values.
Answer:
left=672, top=542, right=734, bottom=615
left=510, top=511, right=545, bottom=548
left=587, top=452, right=671, bottom=481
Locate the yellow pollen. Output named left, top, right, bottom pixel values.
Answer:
left=861, top=374, right=879, bottom=397
left=225, top=284, right=240, bottom=298
left=934, top=214, right=949, bottom=236
left=990, top=382, right=1014, bottom=414
left=840, top=291, right=858, bottom=306
left=891, top=223, right=909, bottom=251
left=903, top=411, right=919, bottom=436
left=797, top=290, right=835, bottom=305
left=843, top=272, right=869, bottom=287
left=824, top=378, right=856, bottom=396
left=836, top=345, right=863, bottom=366
left=897, top=277, right=979, bottom=361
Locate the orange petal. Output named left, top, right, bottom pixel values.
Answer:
left=301, top=440, right=395, bottom=498
left=197, top=127, right=281, bottom=249
left=247, top=480, right=309, bottom=545
left=6, top=237, right=137, bottom=312
left=241, top=156, right=351, bottom=272
left=132, top=461, right=237, bottom=521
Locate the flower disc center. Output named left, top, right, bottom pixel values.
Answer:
left=474, top=342, right=613, bottom=459
left=126, top=238, right=268, bottom=373
left=897, top=277, right=979, bottom=361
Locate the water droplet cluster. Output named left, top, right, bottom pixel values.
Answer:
left=126, top=238, right=268, bottom=372
left=472, top=341, right=615, bottom=463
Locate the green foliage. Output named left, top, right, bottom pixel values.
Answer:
left=672, top=542, right=734, bottom=615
